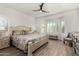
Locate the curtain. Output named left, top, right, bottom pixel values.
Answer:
left=46, top=20, right=65, bottom=35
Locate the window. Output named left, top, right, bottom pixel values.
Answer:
left=46, top=20, right=65, bottom=35
left=0, top=17, right=8, bottom=30
left=47, top=21, right=58, bottom=35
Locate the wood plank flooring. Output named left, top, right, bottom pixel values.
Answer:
left=0, top=46, right=26, bottom=56
left=0, top=40, right=75, bottom=56
left=33, top=40, right=74, bottom=56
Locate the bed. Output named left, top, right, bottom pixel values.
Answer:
left=10, top=26, right=49, bottom=56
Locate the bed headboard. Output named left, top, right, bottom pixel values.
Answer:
left=11, top=26, right=31, bottom=31
left=10, top=26, right=32, bottom=35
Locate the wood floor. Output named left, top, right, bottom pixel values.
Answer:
left=33, top=40, right=74, bottom=56
left=0, top=40, right=75, bottom=56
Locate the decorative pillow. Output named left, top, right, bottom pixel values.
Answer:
left=24, top=27, right=32, bottom=34
left=12, top=30, right=23, bottom=35
left=26, top=26, right=36, bottom=34
left=21, top=30, right=26, bottom=35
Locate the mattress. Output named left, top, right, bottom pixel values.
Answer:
left=11, top=33, right=47, bottom=51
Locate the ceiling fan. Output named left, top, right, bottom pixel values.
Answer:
left=33, top=3, right=48, bottom=13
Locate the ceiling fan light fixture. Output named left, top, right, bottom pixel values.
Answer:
left=39, top=10, right=42, bottom=12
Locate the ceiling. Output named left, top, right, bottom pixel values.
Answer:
left=0, top=3, right=79, bottom=18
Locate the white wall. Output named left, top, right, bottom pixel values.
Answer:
left=76, top=9, right=79, bottom=31
left=61, top=10, right=79, bottom=33
left=0, top=6, right=36, bottom=28
left=35, top=19, right=47, bottom=33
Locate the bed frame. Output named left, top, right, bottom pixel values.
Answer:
left=10, top=26, right=49, bottom=56
left=28, top=36, right=49, bottom=56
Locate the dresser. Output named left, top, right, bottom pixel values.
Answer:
left=0, top=31, right=10, bottom=49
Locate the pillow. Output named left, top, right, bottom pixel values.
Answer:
left=26, top=26, right=36, bottom=34
left=12, top=30, right=23, bottom=35
left=18, top=27, right=32, bottom=35
left=24, top=27, right=32, bottom=34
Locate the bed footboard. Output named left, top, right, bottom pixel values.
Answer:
left=28, top=37, right=49, bottom=56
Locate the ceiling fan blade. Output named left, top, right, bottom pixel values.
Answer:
left=42, top=10, right=48, bottom=13
left=32, top=9, right=40, bottom=11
